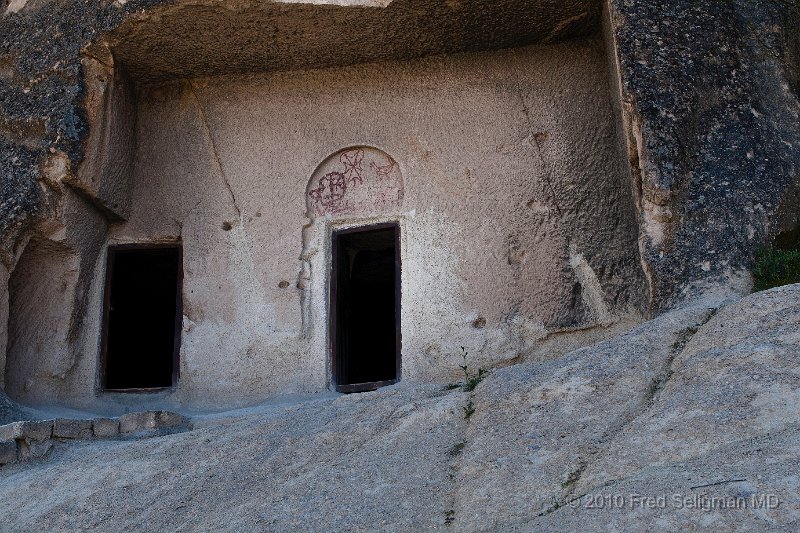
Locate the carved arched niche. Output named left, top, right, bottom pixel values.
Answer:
left=305, top=147, right=404, bottom=219
left=299, top=147, right=404, bottom=340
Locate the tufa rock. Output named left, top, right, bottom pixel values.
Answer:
left=0, top=420, right=52, bottom=443
left=53, top=418, right=93, bottom=440
left=92, top=418, right=120, bottom=438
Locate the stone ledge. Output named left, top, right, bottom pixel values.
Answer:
left=53, top=418, right=92, bottom=440
left=92, top=417, right=120, bottom=438
left=0, top=420, right=53, bottom=443
left=0, top=411, right=190, bottom=469
left=118, top=410, right=188, bottom=435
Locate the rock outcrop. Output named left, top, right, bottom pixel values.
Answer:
left=1, top=285, right=797, bottom=531
left=610, top=0, right=800, bottom=309
left=1, top=0, right=798, bottom=309
left=0, top=387, right=31, bottom=424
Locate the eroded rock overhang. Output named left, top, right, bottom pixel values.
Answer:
left=95, top=0, right=601, bottom=83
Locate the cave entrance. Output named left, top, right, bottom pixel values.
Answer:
left=331, top=223, right=401, bottom=393
left=101, top=245, right=182, bottom=391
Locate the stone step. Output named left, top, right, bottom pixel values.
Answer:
left=0, top=411, right=191, bottom=469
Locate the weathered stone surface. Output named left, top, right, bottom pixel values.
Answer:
left=118, top=412, right=158, bottom=434
left=92, top=417, right=120, bottom=438
left=155, top=411, right=187, bottom=429
left=2, top=0, right=797, bottom=412
left=0, top=3, right=795, bottom=393
left=0, top=420, right=52, bottom=442
left=0, top=0, right=644, bottom=409
left=0, top=0, right=598, bottom=261
left=52, top=418, right=92, bottom=440
left=17, top=438, right=52, bottom=460
left=1, top=286, right=798, bottom=530
left=451, top=302, right=718, bottom=529
left=0, top=440, right=16, bottom=464
left=0, top=0, right=793, bottom=308
left=609, top=0, right=800, bottom=309
left=119, top=411, right=187, bottom=435
left=574, top=284, right=800, bottom=492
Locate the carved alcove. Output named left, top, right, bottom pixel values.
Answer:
left=305, top=147, right=404, bottom=219
left=301, top=147, right=406, bottom=391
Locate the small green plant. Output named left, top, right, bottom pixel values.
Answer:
left=448, top=441, right=466, bottom=457
left=463, top=400, right=475, bottom=420
left=560, top=467, right=582, bottom=489
left=752, top=246, right=800, bottom=291
left=444, top=347, right=487, bottom=392
left=464, top=368, right=487, bottom=392
left=444, top=509, right=455, bottom=525
left=458, top=347, right=486, bottom=392
left=538, top=497, right=562, bottom=516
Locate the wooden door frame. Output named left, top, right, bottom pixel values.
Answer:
left=99, top=242, right=183, bottom=393
left=329, top=222, right=401, bottom=393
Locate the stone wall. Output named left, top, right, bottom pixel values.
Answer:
left=5, top=36, right=645, bottom=408
left=1, top=0, right=798, bottom=411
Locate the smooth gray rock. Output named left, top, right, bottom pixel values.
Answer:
left=451, top=303, right=718, bottom=530
left=0, top=287, right=798, bottom=531
left=575, top=284, right=800, bottom=491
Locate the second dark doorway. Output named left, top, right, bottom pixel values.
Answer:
left=101, top=245, right=182, bottom=391
left=331, top=224, right=401, bottom=393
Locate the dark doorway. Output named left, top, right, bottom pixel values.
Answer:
left=101, top=245, right=182, bottom=391
left=331, top=224, right=401, bottom=393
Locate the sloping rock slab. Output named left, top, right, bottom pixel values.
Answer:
left=451, top=304, right=716, bottom=530
left=1, top=287, right=799, bottom=531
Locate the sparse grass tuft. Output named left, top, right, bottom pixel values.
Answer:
left=752, top=246, right=800, bottom=291
left=448, top=441, right=466, bottom=457
left=463, top=400, right=475, bottom=420
left=444, top=347, right=487, bottom=393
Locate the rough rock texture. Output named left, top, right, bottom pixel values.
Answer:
left=609, top=0, right=800, bottom=309
left=0, top=388, right=33, bottom=424
left=2, top=0, right=650, bottom=408
left=1, top=285, right=798, bottom=531
left=1, top=0, right=798, bottom=310
left=0, top=0, right=597, bottom=260
left=66, top=38, right=638, bottom=408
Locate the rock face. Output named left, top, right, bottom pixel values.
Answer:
left=1, top=0, right=647, bottom=407
left=609, top=0, right=800, bottom=309
left=0, top=0, right=798, bottom=316
left=0, top=388, right=32, bottom=425
left=1, top=285, right=798, bottom=531
left=2, top=0, right=799, bottom=407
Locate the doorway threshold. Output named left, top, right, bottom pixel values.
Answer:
left=336, top=379, right=398, bottom=394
